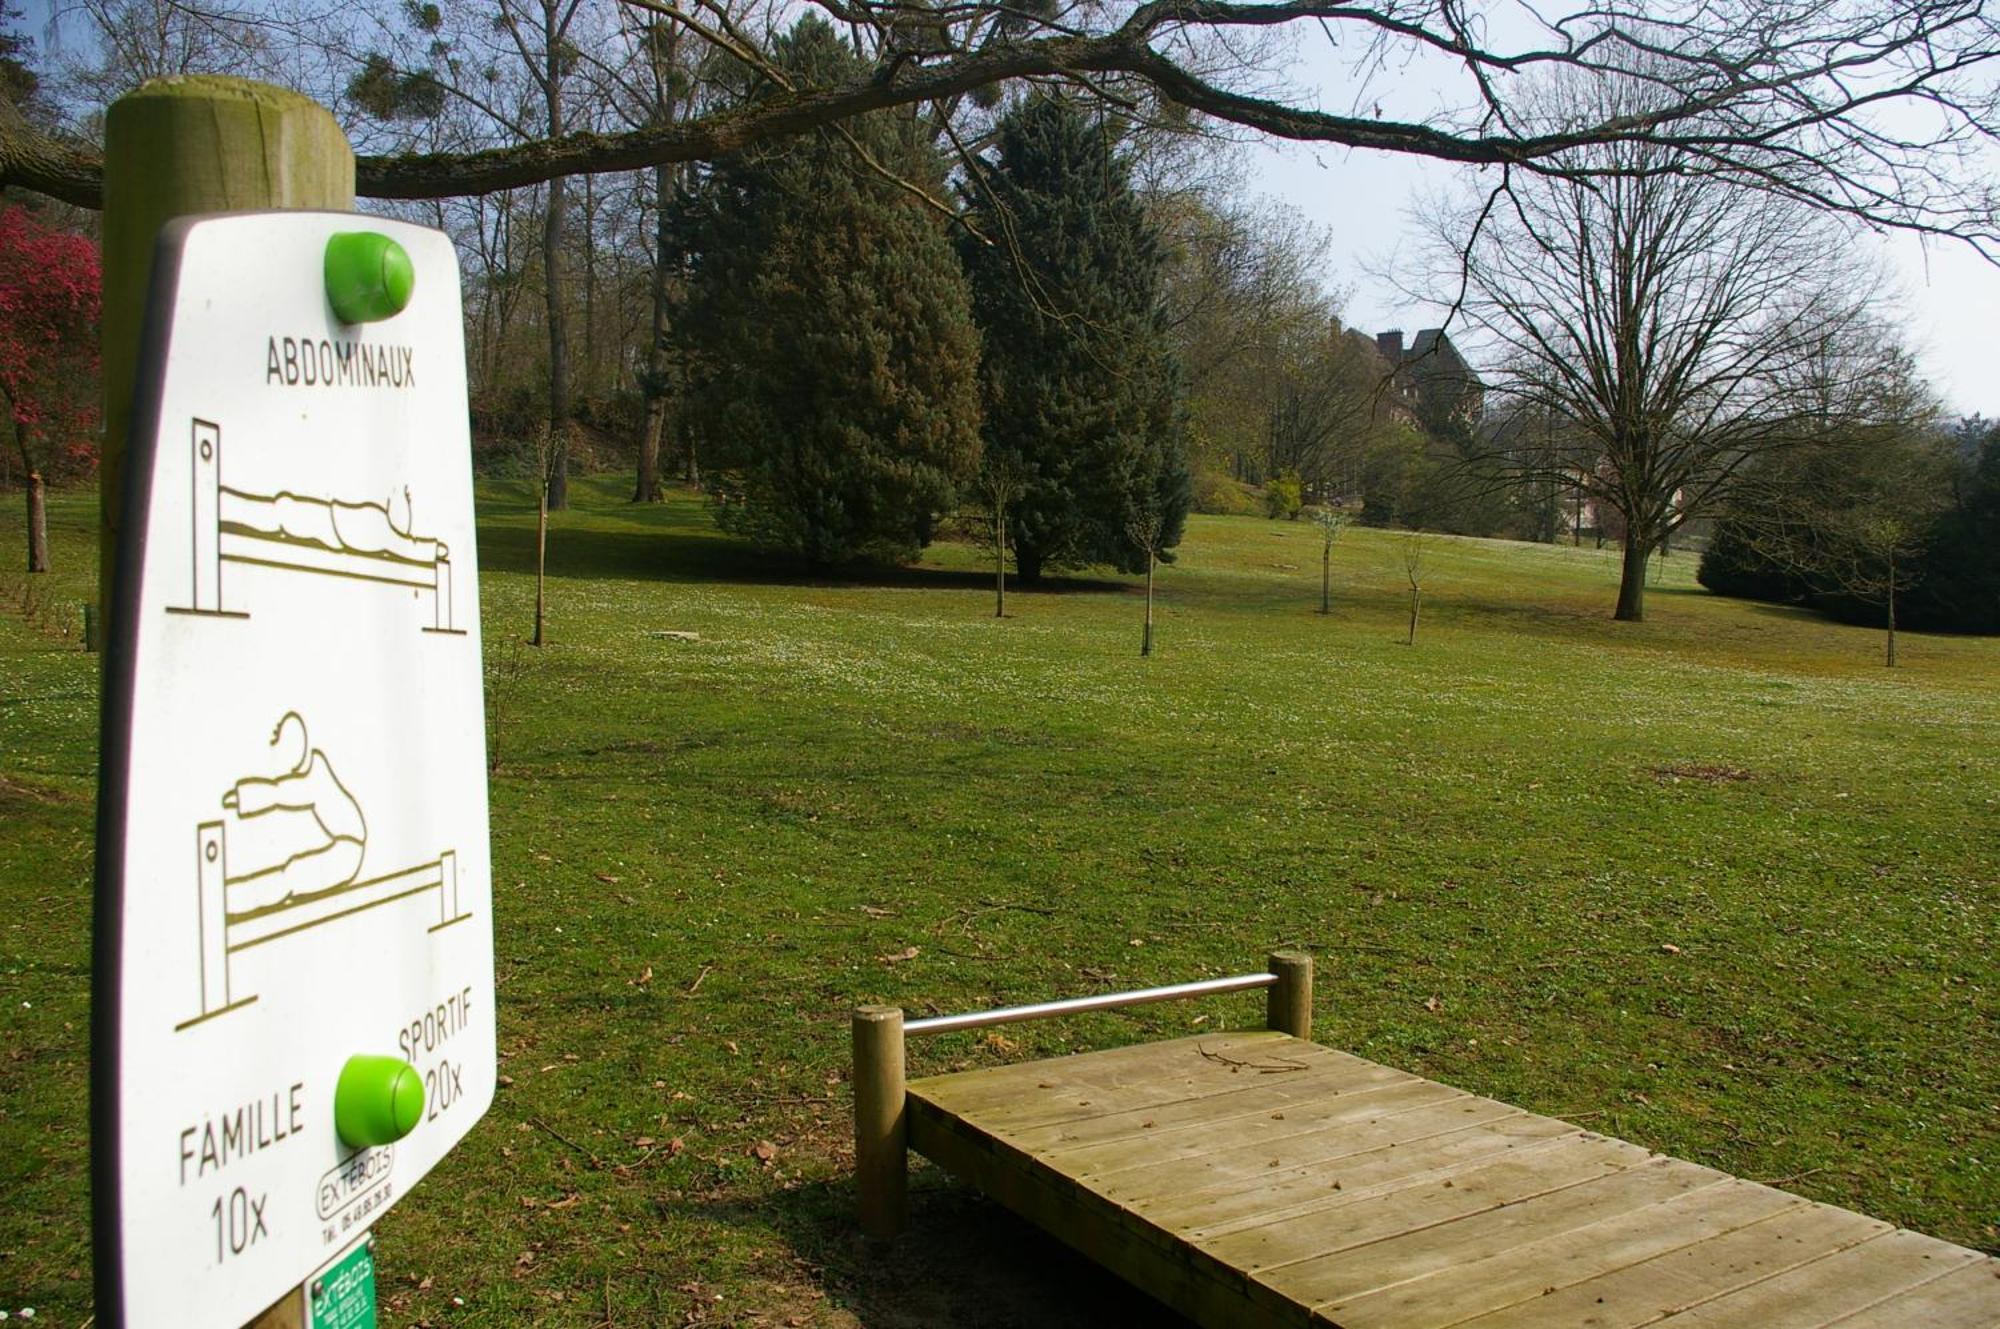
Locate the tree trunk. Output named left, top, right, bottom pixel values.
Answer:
left=1320, top=542, right=1330, bottom=614
left=537, top=0, right=572, bottom=512
left=26, top=470, right=49, bottom=573
left=994, top=508, right=1006, bottom=618
left=1884, top=558, right=1897, bottom=667
left=1613, top=533, right=1649, bottom=622
left=533, top=474, right=549, bottom=647
left=636, top=399, right=663, bottom=503
left=1141, top=551, right=1154, bottom=656
left=539, top=0, right=573, bottom=512
left=1406, top=586, right=1420, bottom=645
left=543, top=171, right=571, bottom=511
left=581, top=171, right=596, bottom=399
left=634, top=161, right=671, bottom=504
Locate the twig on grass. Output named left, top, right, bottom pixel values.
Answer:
left=529, top=1115, right=607, bottom=1170
left=934, top=898, right=1058, bottom=934
left=686, top=963, right=714, bottom=995
left=930, top=945, right=1000, bottom=962
left=1197, top=1043, right=1312, bottom=1074
left=1760, top=1166, right=1832, bottom=1187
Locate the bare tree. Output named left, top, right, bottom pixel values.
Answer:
left=1726, top=330, right=1949, bottom=665
left=980, top=450, right=1026, bottom=618
left=532, top=422, right=559, bottom=647
left=1401, top=530, right=1423, bottom=645
left=7, top=0, right=1999, bottom=274
left=1418, top=69, right=1893, bottom=621
left=1129, top=508, right=1162, bottom=655
left=1310, top=503, right=1347, bottom=615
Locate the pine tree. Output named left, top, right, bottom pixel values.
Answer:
left=959, top=95, right=1190, bottom=582
left=670, top=17, right=981, bottom=565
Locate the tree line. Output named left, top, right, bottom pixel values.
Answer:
left=3, top=0, right=1998, bottom=636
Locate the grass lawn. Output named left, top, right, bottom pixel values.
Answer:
left=1, top=476, right=1995, bottom=1326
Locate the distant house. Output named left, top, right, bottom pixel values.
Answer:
left=1374, top=328, right=1485, bottom=431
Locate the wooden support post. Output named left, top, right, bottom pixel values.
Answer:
left=99, top=76, right=355, bottom=649
left=1266, top=950, right=1313, bottom=1042
left=96, top=77, right=353, bottom=1324
left=243, top=1285, right=304, bottom=1328
left=852, top=1004, right=907, bottom=1240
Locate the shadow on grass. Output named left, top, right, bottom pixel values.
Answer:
left=681, top=1174, right=1196, bottom=1329
left=475, top=493, right=1130, bottom=597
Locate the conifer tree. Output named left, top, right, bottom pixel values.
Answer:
left=959, top=95, right=1190, bottom=582
left=670, top=17, right=981, bottom=565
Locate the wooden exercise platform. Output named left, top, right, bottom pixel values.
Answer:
left=852, top=955, right=2000, bottom=1328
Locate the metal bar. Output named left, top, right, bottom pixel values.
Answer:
left=905, top=972, right=1278, bottom=1037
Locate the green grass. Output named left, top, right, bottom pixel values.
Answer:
left=2, top=477, right=1996, bottom=1326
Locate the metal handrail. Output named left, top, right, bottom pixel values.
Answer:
left=903, top=971, right=1278, bottom=1037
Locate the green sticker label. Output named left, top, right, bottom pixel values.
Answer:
left=311, top=1238, right=377, bottom=1329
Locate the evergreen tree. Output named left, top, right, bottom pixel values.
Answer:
left=1909, top=425, right=2000, bottom=633
left=960, top=96, right=1190, bottom=582
left=670, top=16, right=980, bottom=565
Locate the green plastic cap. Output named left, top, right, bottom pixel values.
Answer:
left=334, top=1054, right=425, bottom=1148
left=324, top=231, right=415, bottom=324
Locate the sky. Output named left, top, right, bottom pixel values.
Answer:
left=1239, top=25, right=2000, bottom=422
left=1246, top=141, right=2000, bottom=421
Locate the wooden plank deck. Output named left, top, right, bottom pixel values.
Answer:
left=905, top=1031, right=2000, bottom=1328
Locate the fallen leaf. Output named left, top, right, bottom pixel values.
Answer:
left=876, top=946, right=920, bottom=964
left=594, top=872, right=622, bottom=884
left=1661, top=943, right=1683, bottom=956
left=1424, top=996, right=1443, bottom=1013
left=750, top=1140, right=779, bottom=1164
left=546, top=1192, right=581, bottom=1211
left=631, top=965, right=654, bottom=986
left=859, top=905, right=895, bottom=918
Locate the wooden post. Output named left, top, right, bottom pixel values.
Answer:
left=1266, top=950, right=1313, bottom=1042
left=243, top=1286, right=304, bottom=1329
left=99, top=76, right=355, bottom=649
left=852, top=1004, right=907, bottom=1240
left=97, top=77, right=353, bottom=1324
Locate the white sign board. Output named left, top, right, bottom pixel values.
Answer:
left=94, top=212, right=495, bottom=1328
